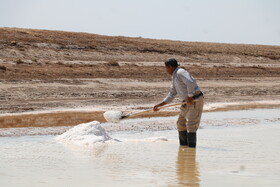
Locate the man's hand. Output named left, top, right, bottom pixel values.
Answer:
left=153, top=102, right=167, bottom=112
left=187, top=97, right=194, bottom=105
left=153, top=104, right=161, bottom=112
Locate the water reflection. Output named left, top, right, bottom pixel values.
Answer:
left=175, top=147, right=200, bottom=187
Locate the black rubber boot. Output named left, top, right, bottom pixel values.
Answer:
left=188, top=132, right=197, bottom=148
left=178, top=131, right=188, bottom=146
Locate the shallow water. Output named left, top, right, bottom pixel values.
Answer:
left=0, top=108, right=280, bottom=187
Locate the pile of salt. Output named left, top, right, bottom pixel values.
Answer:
left=103, top=111, right=123, bottom=123
left=56, top=121, right=112, bottom=146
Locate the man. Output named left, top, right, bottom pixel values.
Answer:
left=153, top=58, right=204, bottom=148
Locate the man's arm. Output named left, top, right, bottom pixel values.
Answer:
left=154, top=83, right=177, bottom=111
left=162, top=82, right=177, bottom=104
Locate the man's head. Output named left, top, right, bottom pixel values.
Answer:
left=165, top=58, right=178, bottom=75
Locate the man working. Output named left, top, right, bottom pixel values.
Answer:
left=153, top=58, right=204, bottom=148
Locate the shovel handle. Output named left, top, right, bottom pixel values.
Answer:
left=124, top=101, right=190, bottom=118
left=158, top=101, right=189, bottom=110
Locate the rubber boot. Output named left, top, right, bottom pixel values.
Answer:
left=178, top=131, right=188, bottom=146
left=188, top=132, right=197, bottom=148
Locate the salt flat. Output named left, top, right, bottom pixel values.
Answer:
left=0, top=108, right=279, bottom=187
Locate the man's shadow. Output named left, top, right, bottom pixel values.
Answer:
left=175, top=147, right=200, bottom=187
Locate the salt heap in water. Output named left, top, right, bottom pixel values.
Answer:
left=56, top=121, right=113, bottom=146
left=103, top=111, right=123, bottom=123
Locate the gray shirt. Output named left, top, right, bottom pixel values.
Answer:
left=163, top=67, right=200, bottom=103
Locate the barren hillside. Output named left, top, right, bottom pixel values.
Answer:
left=0, top=27, right=279, bottom=80
left=1, top=27, right=280, bottom=61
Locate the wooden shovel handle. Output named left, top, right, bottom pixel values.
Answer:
left=125, top=101, right=190, bottom=118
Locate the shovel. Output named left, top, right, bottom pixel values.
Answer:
left=103, top=101, right=191, bottom=123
